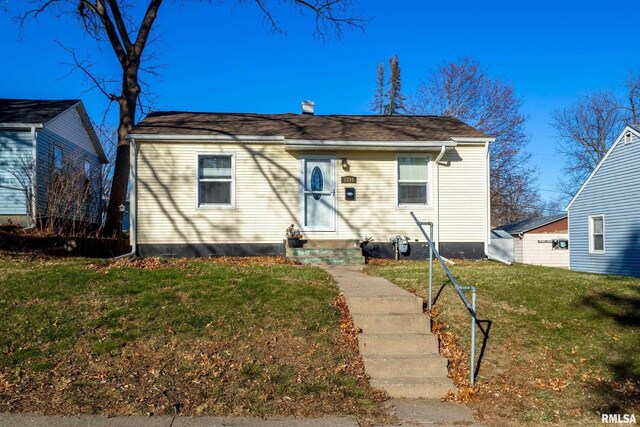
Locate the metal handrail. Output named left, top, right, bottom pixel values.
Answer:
left=410, top=211, right=479, bottom=386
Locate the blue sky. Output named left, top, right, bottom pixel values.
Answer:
left=1, top=1, right=639, bottom=205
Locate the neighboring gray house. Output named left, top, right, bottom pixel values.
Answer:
left=566, top=124, right=640, bottom=277
left=0, top=99, right=107, bottom=227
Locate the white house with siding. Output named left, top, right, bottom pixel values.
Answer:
left=128, top=103, right=494, bottom=259
left=566, top=124, right=640, bottom=277
left=0, top=99, right=107, bottom=227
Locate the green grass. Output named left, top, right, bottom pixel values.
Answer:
left=366, top=260, right=640, bottom=426
left=0, top=255, right=384, bottom=420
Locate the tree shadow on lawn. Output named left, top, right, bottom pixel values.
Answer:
left=579, top=284, right=640, bottom=414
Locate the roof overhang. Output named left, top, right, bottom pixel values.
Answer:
left=128, top=133, right=460, bottom=151
left=0, top=123, right=44, bottom=129
left=128, top=134, right=285, bottom=142
left=450, top=136, right=495, bottom=143
left=283, top=139, right=457, bottom=151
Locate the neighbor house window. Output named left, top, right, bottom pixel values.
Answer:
left=54, top=145, right=63, bottom=171
left=84, top=160, right=92, bottom=181
left=552, top=239, right=569, bottom=250
left=197, top=154, right=234, bottom=207
left=590, top=215, right=605, bottom=253
left=397, top=156, right=429, bottom=205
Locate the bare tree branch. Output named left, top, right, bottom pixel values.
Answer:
left=408, top=57, right=538, bottom=224
left=552, top=90, right=629, bottom=199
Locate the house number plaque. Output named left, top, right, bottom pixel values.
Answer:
left=341, top=176, right=357, bottom=184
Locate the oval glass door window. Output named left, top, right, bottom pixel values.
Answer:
left=310, top=166, right=324, bottom=200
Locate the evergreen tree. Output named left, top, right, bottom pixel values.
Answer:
left=385, top=55, right=405, bottom=115
left=369, top=63, right=386, bottom=114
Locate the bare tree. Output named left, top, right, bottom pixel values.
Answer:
left=17, top=0, right=367, bottom=235
left=552, top=90, right=628, bottom=199
left=92, top=123, right=118, bottom=228
left=408, top=57, right=538, bottom=225
left=41, top=157, right=95, bottom=236
left=624, top=68, right=640, bottom=124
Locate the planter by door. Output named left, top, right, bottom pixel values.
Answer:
left=288, top=238, right=303, bottom=248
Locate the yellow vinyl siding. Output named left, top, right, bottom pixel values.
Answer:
left=136, top=142, right=487, bottom=245
left=307, top=151, right=436, bottom=241
left=137, top=142, right=298, bottom=244
left=438, top=145, right=487, bottom=242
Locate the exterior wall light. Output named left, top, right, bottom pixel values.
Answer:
left=341, top=158, right=349, bottom=170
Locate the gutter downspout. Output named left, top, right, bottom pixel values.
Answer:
left=434, top=145, right=447, bottom=252
left=484, top=141, right=490, bottom=256
left=114, top=137, right=137, bottom=259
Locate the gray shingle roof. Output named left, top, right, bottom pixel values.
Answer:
left=628, top=124, right=640, bottom=133
left=131, top=112, right=490, bottom=141
left=0, top=99, right=79, bottom=125
left=495, top=214, right=567, bottom=234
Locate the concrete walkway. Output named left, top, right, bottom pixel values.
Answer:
left=0, top=414, right=357, bottom=427
left=322, top=265, right=484, bottom=427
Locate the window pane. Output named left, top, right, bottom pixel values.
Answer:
left=85, top=161, right=91, bottom=179
left=399, top=183, right=427, bottom=204
left=199, top=156, right=232, bottom=179
left=399, top=157, right=428, bottom=181
left=54, top=146, right=63, bottom=170
left=199, top=182, right=231, bottom=205
left=593, top=235, right=604, bottom=251
left=593, top=217, right=603, bottom=234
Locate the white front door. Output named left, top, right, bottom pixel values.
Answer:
left=299, top=156, right=336, bottom=231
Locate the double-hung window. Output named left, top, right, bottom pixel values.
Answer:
left=590, top=215, right=605, bottom=253
left=197, top=154, right=234, bottom=207
left=397, top=156, right=429, bottom=205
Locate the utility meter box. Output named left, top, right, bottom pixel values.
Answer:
left=397, top=236, right=410, bottom=254
left=345, top=187, right=356, bottom=201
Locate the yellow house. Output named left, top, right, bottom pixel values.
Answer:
left=128, top=103, right=494, bottom=259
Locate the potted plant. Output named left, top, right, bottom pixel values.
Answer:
left=285, top=224, right=304, bottom=248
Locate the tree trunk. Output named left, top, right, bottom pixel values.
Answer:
left=102, top=66, right=139, bottom=236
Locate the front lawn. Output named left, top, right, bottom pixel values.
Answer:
left=0, top=255, right=387, bottom=422
left=366, top=260, right=640, bottom=426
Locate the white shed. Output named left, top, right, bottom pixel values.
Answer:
left=494, top=214, right=568, bottom=268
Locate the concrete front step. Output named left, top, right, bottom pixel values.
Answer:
left=301, top=239, right=360, bottom=249
left=288, top=248, right=362, bottom=257
left=352, top=313, right=429, bottom=334
left=290, top=256, right=364, bottom=265
left=358, top=333, right=438, bottom=355
left=363, top=354, right=448, bottom=378
left=346, top=295, right=423, bottom=315
left=369, top=377, right=455, bottom=399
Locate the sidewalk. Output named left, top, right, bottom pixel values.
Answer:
left=0, top=414, right=357, bottom=427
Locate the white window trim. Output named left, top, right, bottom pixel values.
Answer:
left=589, top=214, right=605, bottom=254
left=195, top=152, right=235, bottom=210
left=395, top=153, right=432, bottom=208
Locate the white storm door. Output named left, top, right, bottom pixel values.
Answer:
left=299, top=156, right=336, bottom=231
